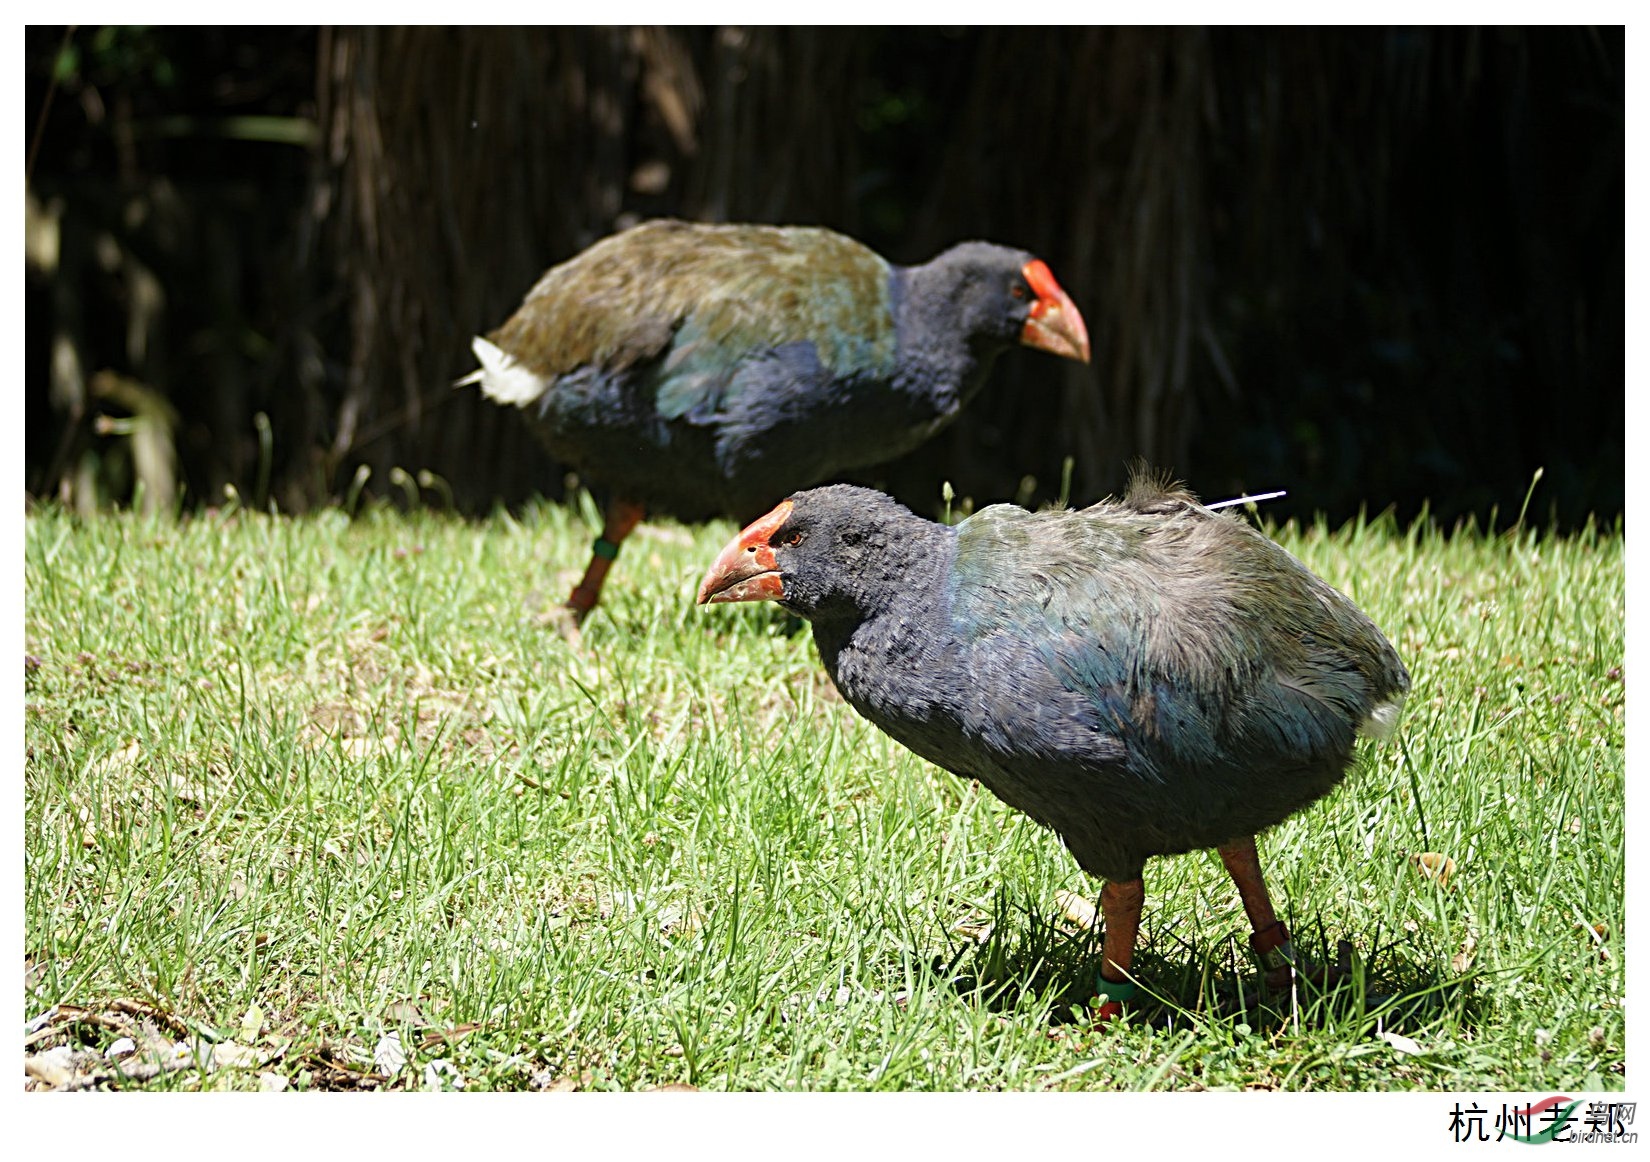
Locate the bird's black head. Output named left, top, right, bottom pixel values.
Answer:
left=697, top=485, right=940, bottom=624
left=912, top=242, right=1091, bottom=364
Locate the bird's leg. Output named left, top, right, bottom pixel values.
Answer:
left=1217, top=835, right=1331, bottom=991
left=1093, top=878, right=1144, bottom=1022
left=566, top=498, right=646, bottom=622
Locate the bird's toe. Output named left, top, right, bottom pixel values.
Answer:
left=538, top=602, right=588, bottom=643
left=1261, top=938, right=1354, bottom=992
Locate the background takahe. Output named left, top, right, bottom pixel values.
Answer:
left=462, top=219, right=1090, bottom=622
left=697, top=473, right=1409, bottom=1019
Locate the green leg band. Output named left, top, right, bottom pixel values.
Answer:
left=1249, top=921, right=1294, bottom=973
left=1256, top=940, right=1296, bottom=972
left=1095, top=976, right=1138, bottom=1004
left=592, top=537, right=622, bottom=561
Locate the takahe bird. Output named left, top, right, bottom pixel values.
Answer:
left=697, top=474, right=1409, bottom=1019
left=461, top=219, right=1090, bottom=622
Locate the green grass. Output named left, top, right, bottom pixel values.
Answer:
left=23, top=494, right=1624, bottom=1091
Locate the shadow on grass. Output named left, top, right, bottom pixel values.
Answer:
left=934, top=890, right=1483, bottom=1035
left=642, top=599, right=806, bottom=638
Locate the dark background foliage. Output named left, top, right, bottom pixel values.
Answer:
left=25, top=26, right=1623, bottom=528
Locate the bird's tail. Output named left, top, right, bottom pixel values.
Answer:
left=1359, top=695, right=1406, bottom=742
left=455, top=336, right=547, bottom=406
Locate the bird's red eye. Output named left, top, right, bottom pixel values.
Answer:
left=783, top=532, right=803, bottom=547
left=1010, top=282, right=1028, bottom=300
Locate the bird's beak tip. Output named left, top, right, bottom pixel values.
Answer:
left=1020, top=260, right=1090, bottom=364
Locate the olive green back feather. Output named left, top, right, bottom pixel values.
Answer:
left=487, top=220, right=896, bottom=390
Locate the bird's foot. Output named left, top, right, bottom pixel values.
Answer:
left=1093, top=999, right=1126, bottom=1023
left=537, top=600, right=589, bottom=643
left=1252, top=927, right=1353, bottom=992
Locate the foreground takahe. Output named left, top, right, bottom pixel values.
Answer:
left=697, top=475, right=1409, bottom=1019
left=462, top=219, right=1090, bottom=622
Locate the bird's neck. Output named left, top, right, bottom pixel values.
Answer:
left=888, top=268, right=1002, bottom=415
left=811, top=528, right=959, bottom=709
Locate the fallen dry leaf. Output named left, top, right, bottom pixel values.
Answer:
left=92, top=741, right=144, bottom=777
left=416, top=1023, right=482, bottom=1051
left=108, top=997, right=193, bottom=1039
left=135, top=1021, right=178, bottom=1058
left=1451, top=928, right=1478, bottom=975
left=198, top=1039, right=268, bottom=1071
left=384, top=999, right=430, bottom=1027
left=1054, top=889, right=1100, bottom=930
left=537, top=1066, right=595, bottom=1092
left=1577, top=920, right=1613, bottom=961
left=373, top=1032, right=407, bottom=1076
left=1413, top=852, right=1456, bottom=887
left=161, top=769, right=201, bottom=805
left=26, top=1046, right=89, bottom=1088
left=1379, top=1030, right=1422, bottom=1056
left=422, top=1058, right=465, bottom=1090
left=237, top=1003, right=265, bottom=1044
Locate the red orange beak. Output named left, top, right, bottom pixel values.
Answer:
left=1019, top=259, right=1090, bottom=364
left=697, top=500, right=793, bottom=605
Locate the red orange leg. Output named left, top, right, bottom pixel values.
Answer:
left=1094, top=878, right=1144, bottom=1022
left=566, top=498, right=646, bottom=621
left=1217, top=835, right=1338, bottom=990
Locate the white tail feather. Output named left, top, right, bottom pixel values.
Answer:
left=1360, top=696, right=1405, bottom=741
left=462, top=336, right=548, bottom=406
